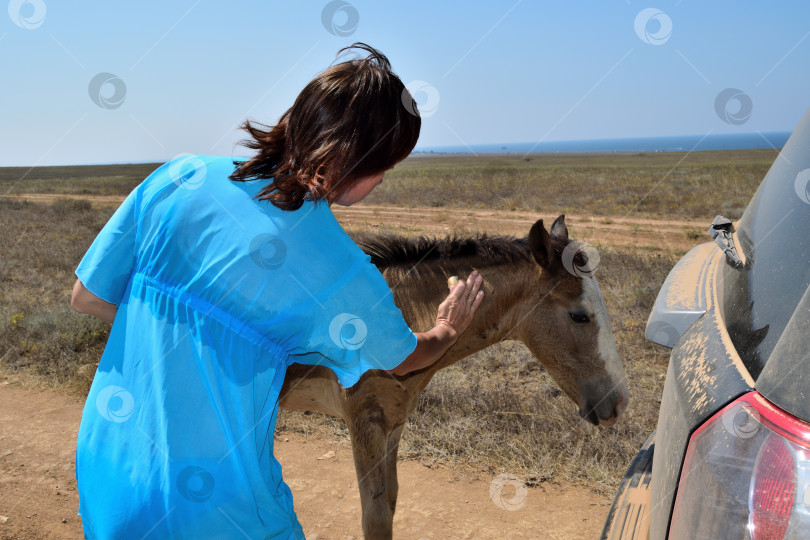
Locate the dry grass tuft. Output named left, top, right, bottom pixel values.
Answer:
left=0, top=197, right=113, bottom=394
left=366, top=150, right=774, bottom=220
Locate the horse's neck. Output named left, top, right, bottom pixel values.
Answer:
left=435, top=268, right=530, bottom=370
left=386, top=260, right=533, bottom=377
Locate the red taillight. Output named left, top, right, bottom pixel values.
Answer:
left=750, top=435, right=796, bottom=539
left=669, top=392, right=810, bottom=540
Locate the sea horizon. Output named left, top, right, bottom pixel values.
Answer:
left=412, top=131, right=790, bottom=155
left=0, top=132, right=791, bottom=168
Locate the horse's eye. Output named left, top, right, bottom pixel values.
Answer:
left=569, top=312, right=590, bottom=324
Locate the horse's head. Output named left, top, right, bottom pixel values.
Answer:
left=515, top=215, right=628, bottom=427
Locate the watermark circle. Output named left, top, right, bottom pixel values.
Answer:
left=249, top=234, right=287, bottom=270
left=489, top=473, right=527, bottom=511
left=176, top=466, right=215, bottom=502
left=721, top=401, right=760, bottom=439
left=794, top=169, right=810, bottom=205
left=88, top=72, right=127, bottom=110
left=168, top=153, right=208, bottom=190
left=402, top=80, right=440, bottom=118
left=321, top=0, right=359, bottom=37
left=646, top=320, right=681, bottom=347
left=714, top=88, right=753, bottom=126
left=96, top=385, right=135, bottom=423
left=634, top=8, right=672, bottom=46
left=329, top=313, right=367, bottom=350
left=561, top=241, right=600, bottom=278
left=8, top=0, right=46, bottom=29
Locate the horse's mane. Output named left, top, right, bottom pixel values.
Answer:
left=355, top=233, right=532, bottom=269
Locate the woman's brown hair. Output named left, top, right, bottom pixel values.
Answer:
left=230, top=43, right=421, bottom=210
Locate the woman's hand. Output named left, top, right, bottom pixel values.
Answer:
left=389, top=271, right=484, bottom=376
left=435, top=270, right=484, bottom=342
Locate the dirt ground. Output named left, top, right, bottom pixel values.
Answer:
left=333, top=204, right=699, bottom=255
left=0, top=376, right=611, bottom=540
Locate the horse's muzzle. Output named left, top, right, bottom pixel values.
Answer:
left=577, top=382, right=629, bottom=427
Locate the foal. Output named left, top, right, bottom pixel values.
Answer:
left=279, top=215, right=628, bottom=539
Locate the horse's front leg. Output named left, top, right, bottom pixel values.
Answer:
left=348, top=414, right=394, bottom=540
left=384, top=423, right=405, bottom=518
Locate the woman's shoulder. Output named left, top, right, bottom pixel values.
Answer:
left=134, top=154, right=243, bottom=195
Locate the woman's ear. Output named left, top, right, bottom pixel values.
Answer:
left=528, top=219, right=554, bottom=268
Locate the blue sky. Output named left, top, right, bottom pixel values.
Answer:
left=2, top=1, right=809, bottom=166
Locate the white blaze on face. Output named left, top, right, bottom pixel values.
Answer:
left=580, top=277, right=626, bottom=388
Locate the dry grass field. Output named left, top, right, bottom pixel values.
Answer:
left=0, top=149, right=776, bottom=493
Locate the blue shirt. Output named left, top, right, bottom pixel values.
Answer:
left=74, top=155, right=417, bottom=539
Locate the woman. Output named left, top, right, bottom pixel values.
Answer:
left=70, top=43, right=483, bottom=539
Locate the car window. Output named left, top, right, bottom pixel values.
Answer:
left=723, top=109, right=810, bottom=378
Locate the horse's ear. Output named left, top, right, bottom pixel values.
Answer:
left=528, top=219, right=554, bottom=268
left=550, top=214, right=568, bottom=242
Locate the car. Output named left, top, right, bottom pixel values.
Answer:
left=601, top=108, right=810, bottom=540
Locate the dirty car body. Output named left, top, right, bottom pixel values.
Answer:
left=602, top=108, right=810, bottom=539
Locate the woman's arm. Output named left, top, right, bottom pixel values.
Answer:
left=389, top=271, right=484, bottom=376
left=71, top=279, right=117, bottom=324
